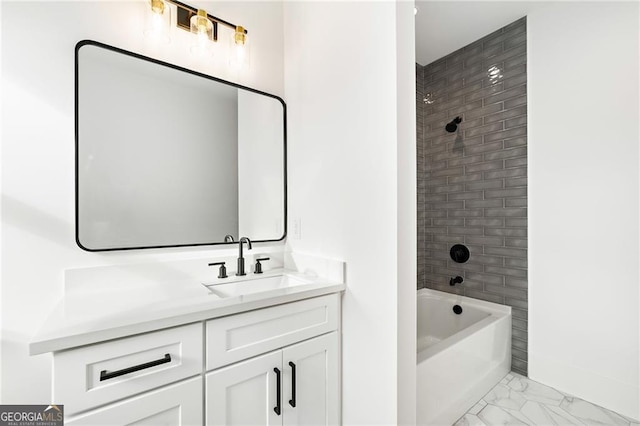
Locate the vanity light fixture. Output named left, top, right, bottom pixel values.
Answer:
left=190, top=9, right=214, bottom=55
left=191, top=9, right=213, bottom=42
left=230, top=25, right=250, bottom=68
left=143, top=0, right=171, bottom=44
left=143, top=0, right=249, bottom=48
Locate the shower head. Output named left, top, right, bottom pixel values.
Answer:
left=445, top=117, right=462, bottom=133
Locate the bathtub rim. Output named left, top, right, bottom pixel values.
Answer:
left=418, top=288, right=511, bottom=316
left=417, top=288, right=511, bottom=364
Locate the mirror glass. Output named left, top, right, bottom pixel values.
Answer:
left=76, top=41, right=286, bottom=251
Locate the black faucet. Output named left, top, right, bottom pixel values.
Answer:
left=236, top=237, right=252, bottom=276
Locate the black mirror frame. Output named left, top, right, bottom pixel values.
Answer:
left=75, top=40, right=287, bottom=252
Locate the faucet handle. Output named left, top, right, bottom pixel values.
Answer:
left=209, top=262, right=228, bottom=279
left=254, top=257, right=270, bottom=274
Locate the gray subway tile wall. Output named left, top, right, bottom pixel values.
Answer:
left=417, top=17, right=528, bottom=376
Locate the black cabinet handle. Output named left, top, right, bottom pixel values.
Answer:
left=288, top=361, right=296, bottom=408
left=274, top=367, right=282, bottom=415
left=100, top=353, right=171, bottom=381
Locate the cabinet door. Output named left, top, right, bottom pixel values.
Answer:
left=282, top=332, right=339, bottom=426
left=206, top=350, right=283, bottom=426
left=66, top=377, right=202, bottom=425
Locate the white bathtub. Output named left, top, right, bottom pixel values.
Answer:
left=417, top=288, right=511, bottom=425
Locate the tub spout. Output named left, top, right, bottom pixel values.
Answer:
left=449, top=276, right=463, bottom=286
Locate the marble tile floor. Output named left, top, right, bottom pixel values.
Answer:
left=454, top=373, right=639, bottom=426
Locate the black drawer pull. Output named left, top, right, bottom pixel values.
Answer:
left=100, top=353, right=171, bottom=381
left=274, top=367, right=282, bottom=415
left=288, top=361, right=296, bottom=408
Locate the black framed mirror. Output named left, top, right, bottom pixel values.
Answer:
left=75, top=40, right=286, bottom=251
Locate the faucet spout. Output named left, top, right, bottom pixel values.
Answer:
left=236, top=237, right=252, bottom=276
left=449, top=276, right=464, bottom=286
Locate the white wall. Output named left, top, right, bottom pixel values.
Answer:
left=1, top=0, right=284, bottom=402
left=528, top=2, right=640, bottom=420
left=283, top=1, right=415, bottom=424
left=396, top=1, right=417, bottom=424
left=414, top=1, right=547, bottom=66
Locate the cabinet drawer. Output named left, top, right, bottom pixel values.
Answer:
left=66, top=377, right=202, bottom=425
left=54, top=323, right=202, bottom=415
left=206, top=293, right=339, bottom=370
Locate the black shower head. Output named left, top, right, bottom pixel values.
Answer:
left=445, top=116, right=462, bottom=133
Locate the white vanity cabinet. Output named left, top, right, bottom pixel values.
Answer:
left=205, top=293, right=340, bottom=426
left=206, top=332, right=339, bottom=426
left=50, top=293, right=341, bottom=426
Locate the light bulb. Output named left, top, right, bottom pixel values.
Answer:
left=143, top=0, right=171, bottom=44
left=229, top=25, right=250, bottom=70
left=190, top=9, right=214, bottom=56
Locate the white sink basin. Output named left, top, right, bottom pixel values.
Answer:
left=203, top=275, right=311, bottom=298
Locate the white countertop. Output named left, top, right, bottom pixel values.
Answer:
left=30, top=253, right=345, bottom=355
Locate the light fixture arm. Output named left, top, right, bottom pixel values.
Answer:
left=165, top=0, right=248, bottom=41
